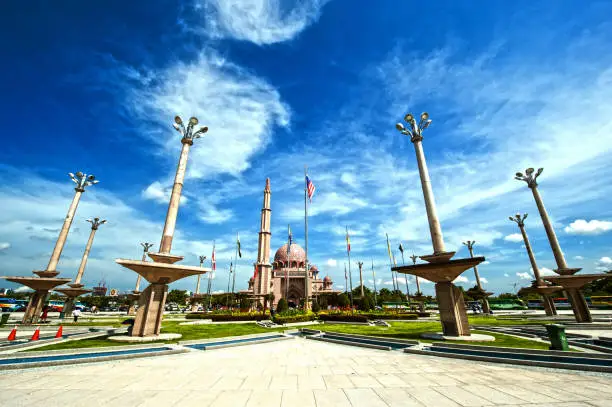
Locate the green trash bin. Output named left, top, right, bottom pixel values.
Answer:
left=545, top=324, right=569, bottom=351
left=0, top=313, right=10, bottom=326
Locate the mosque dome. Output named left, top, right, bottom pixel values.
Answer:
left=274, top=243, right=306, bottom=266
left=323, top=275, right=332, bottom=283
left=310, top=265, right=319, bottom=272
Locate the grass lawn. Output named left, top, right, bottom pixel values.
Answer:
left=467, top=315, right=556, bottom=326
left=317, top=321, right=551, bottom=350
left=24, top=316, right=556, bottom=352
left=24, top=322, right=286, bottom=352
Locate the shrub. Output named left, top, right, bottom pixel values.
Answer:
left=337, top=293, right=349, bottom=308
left=319, top=313, right=368, bottom=323
left=273, top=314, right=316, bottom=324
left=362, top=312, right=418, bottom=320
left=311, top=300, right=321, bottom=313
left=185, top=312, right=266, bottom=321
left=276, top=298, right=289, bottom=313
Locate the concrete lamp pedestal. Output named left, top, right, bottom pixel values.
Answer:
left=1, top=276, right=72, bottom=324
left=543, top=274, right=610, bottom=323
left=521, top=285, right=563, bottom=316
left=190, top=294, right=206, bottom=312
left=116, top=257, right=209, bottom=337
left=55, top=285, right=92, bottom=318
left=127, top=291, right=141, bottom=315
left=393, top=256, right=485, bottom=337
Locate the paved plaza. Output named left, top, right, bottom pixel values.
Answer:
left=1, top=338, right=612, bottom=407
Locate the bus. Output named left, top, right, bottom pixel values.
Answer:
left=488, top=298, right=527, bottom=310
left=527, top=299, right=544, bottom=309
left=0, top=298, right=28, bottom=312
left=591, top=296, right=612, bottom=309
left=552, top=297, right=572, bottom=309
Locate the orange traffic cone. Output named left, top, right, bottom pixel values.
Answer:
left=7, top=325, right=17, bottom=341
left=30, top=326, right=40, bottom=341
left=55, top=325, right=63, bottom=338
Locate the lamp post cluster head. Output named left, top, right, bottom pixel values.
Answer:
left=509, top=212, right=528, bottom=227
left=515, top=167, right=543, bottom=189
left=409, top=254, right=418, bottom=264
left=395, top=112, right=432, bottom=142
left=173, top=115, right=208, bottom=145
left=86, top=217, right=107, bottom=230
left=199, top=255, right=207, bottom=265
left=69, top=172, right=98, bottom=192
left=462, top=240, right=475, bottom=251
left=140, top=242, right=154, bottom=253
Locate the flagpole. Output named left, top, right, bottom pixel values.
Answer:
left=232, top=233, right=239, bottom=302
left=344, top=263, right=348, bottom=302
left=226, top=258, right=232, bottom=309
left=399, top=243, right=410, bottom=303
left=386, top=233, right=396, bottom=292
left=346, top=226, right=354, bottom=312
left=208, top=241, right=215, bottom=309
left=371, top=259, right=377, bottom=307
left=304, top=166, right=310, bottom=310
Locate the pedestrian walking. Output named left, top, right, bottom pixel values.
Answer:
left=72, top=308, right=81, bottom=323
left=40, top=306, right=49, bottom=323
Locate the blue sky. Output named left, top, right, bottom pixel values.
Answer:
left=1, top=0, right=612, bottom=296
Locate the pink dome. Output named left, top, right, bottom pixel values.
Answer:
left=323, top=275, right=332, bottom=282
left=274, top=243, right=306, bottom=265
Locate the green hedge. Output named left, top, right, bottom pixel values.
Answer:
left=319, top=314, right=368, bottom=323
left=273, top=314, right=316, bottom=324
left=362, top=313, right=418, bottom=320
left=185, top=313, right=266, bottom=321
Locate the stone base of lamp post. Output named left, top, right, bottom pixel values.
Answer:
left=470, top=288, right=493, bottom=314
left=127, top=292, right=141, bottom=316
left=55, top=286, right=92, bottom=319
left=1, top=276, right=72, bottom=324
left=413, top=293, right=425, bottom=313
left=115, top=257, right=208, bottom=337
left=436, top=281, right=470, bottom=336
left=132, top=283, right=168, bottom=337
left=190, top=294, right=206, bottom=312
left=519, top=284, right=563, bottom=316
left=419, top=252, right=456, bottom=264
left=393, top=256, right=485, bottom=337
left=543, top=274, right=611, bottom=323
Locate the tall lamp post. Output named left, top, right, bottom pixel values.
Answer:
left=191, top=255, right=206, bottom=311
left=462, top=241, right=491, bottom=314
left=357, top=261, right=364, bottom=298
left=2, top=172, right=97, bottom=324
left=116, top=116, right=210, bottom=337
left=56, top=217, right=106, bottom=318
left=393, top=112, right=485, bottom=337
left=127, top=242, right=154, bottom=315
left=514, top=167, right=609, bottom=322
left=509, top=213, right=560, bottom=316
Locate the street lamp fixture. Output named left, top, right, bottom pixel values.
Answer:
left=396, top=111, right=432, bottom=142
left=173, top=115, right=208, bottom=143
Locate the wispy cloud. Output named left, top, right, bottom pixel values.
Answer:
left=503, top=233, right=523, bottom=243
left=201, top=0, right=327, bottom=45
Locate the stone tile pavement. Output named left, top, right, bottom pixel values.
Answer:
left=1, top=338, right=611, bottom=406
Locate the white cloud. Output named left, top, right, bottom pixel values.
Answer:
left=516, top=272, right=532, bottom=280
left=504, top=233, right=523, bottom=243
left=595, top=266, right=609, bottom=272
left=564, top=219, right=612, bottom=235
left=202, top=0, right=326, bottom=45
left=598, top=257, right=612, bottom=266
left=128, top=51, right=289, bottom=182
left=453, top=275, right=469, bottom=283
left=14, top=286, right=33, bottom=293
left=383, top=280, right=395, bottom=286
left=142, top=182, right=188, bottom=204
left=326, top=259, right=337, bottom=267
left=574, top=255, right=584, bottom=260
left=539, top=267, right=556, bottom=276
left=480, top=277, right=488, bottom=284
left=481, top=261, right=490, bottom=265
left=0, top=242, right=9, bottom=251
left=504, top=273, right=509, bottom=277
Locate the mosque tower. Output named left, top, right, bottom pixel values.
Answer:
left=254, top=178, right=272, bottom=297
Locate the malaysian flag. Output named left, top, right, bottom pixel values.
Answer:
left=345, top=226, right=351, bottom=253
left=212, top=244, right=216, bottom=271
left=253, top=263, right=258, bottom=279
left=306, top=176, right=315, bottom=201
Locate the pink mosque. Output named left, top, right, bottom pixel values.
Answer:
left=244, top=179, right=338, bottom=308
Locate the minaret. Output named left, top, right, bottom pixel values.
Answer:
left=255, top=178, right=272, bottom=297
